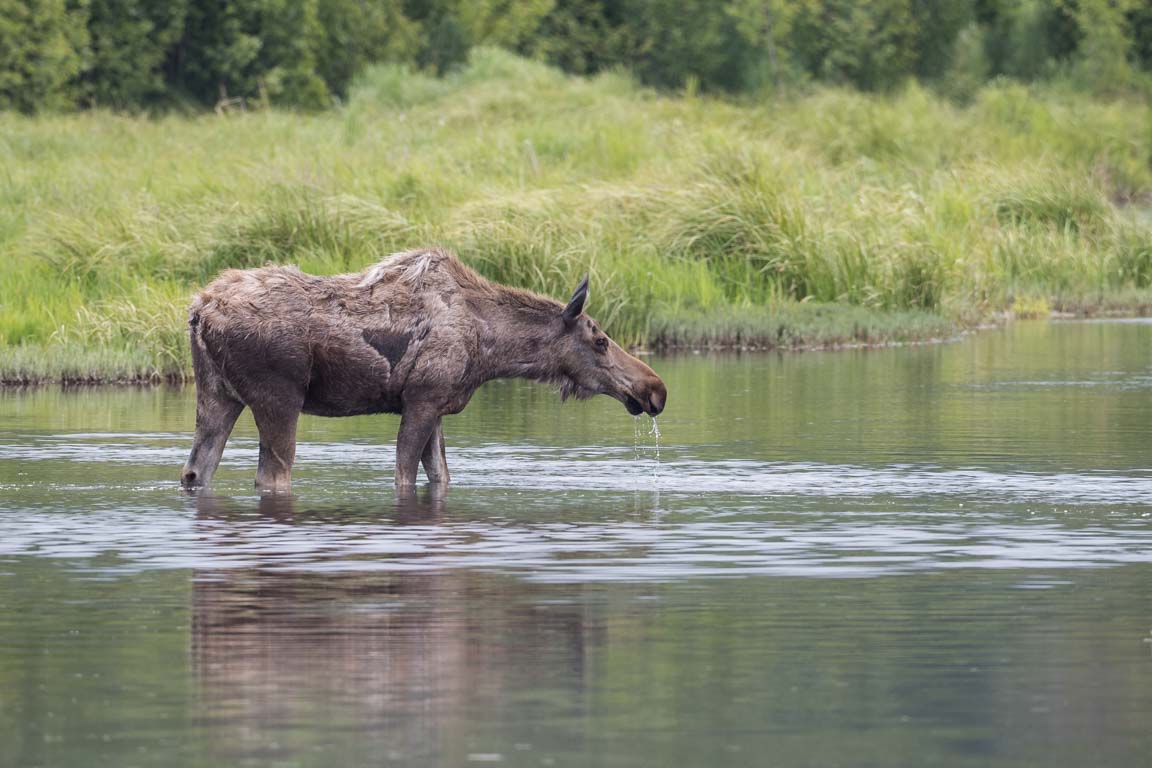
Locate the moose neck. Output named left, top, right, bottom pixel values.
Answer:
left=472, top=291, right=568, bottom=385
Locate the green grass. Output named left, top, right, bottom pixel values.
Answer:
left=649, top=303, right=957, bottom=350
left=1, top=48, right=1151, bottom=381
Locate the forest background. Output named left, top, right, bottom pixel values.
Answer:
left=4, top=0, right=1152, bottom=110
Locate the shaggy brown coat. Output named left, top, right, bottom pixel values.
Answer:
left=181, top=248, right=666, bottom=491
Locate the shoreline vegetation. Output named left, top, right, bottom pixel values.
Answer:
left=0, top=308, right=964, bottom=386
left=2, top=50, right=1151, bottom=385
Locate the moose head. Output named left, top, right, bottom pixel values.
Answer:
left=552, top=276, right=667, bottom=418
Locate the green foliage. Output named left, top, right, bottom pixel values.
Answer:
left=173, top=0, right=332, bottom=108
left=975, top=0, right=1076, bottom=81
left=3, top=0, right=1152, bottom=110
left=84, top=0, right=186, bottom=109
left=0, top=0, right=88, bottom=113
left=1132, top=2, right=1152, bottom=72
left=2, top=54, right=1151, bottom=381
left=405, top=0, right=554, bottom=75
left=456, top=0, right=554, bottom=49
left=941, top=22, right=989, bottom=102
left=316, top=0, right=419, bottom=99
left=250, top=0, right=332, bottom=108
left=1070, top=0, right=1138, bottom=94
left=793, top=0, right=920, bottom=91
left=909, top=0, right=976, bottom=80
left=1111, top=220, right=1152, bottom=288
left=523, top=0, right=627, bottom=75
left=611, top=0, right=756, bottom=91
left=649, top=302, right=955, bottom=349
left=172, top=1, right=263, bottom=104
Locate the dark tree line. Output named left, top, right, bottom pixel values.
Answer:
left=2, top=0, right=1150, bottom=112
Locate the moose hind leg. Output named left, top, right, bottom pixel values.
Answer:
left=182, top=388, right=244, bottom=489
left=251, top=403, right=301, bottom=493
left=420, top=417, right=450, bottom=485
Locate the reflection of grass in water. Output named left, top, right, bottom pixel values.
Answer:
left=2, top=49, right=1151, bottom=381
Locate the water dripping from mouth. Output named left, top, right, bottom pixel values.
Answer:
left=649, top=416, right=660, bottom=461
left=633, top=415, right=660, bottom=462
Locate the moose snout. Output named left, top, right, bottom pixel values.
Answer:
left=616, top=353, right=667, bottom=417
left=646, top=380, right=666, bottom=416
left=626, top=377, right=666, bottom=417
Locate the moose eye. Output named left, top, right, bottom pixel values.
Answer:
left=594, top=336, right=609, bottom=352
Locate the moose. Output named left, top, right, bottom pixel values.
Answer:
left=180, top=248, right=667, bottom=492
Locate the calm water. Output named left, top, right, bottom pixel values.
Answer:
left=1, top=320, right=1150, bottom=768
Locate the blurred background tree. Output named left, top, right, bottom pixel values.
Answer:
left=84, top=0, right=186, bottom=108
left=0, top=0, right=88, bottom=112
left=1069, top=0, right=1138, bottom=93
left=0, top=0, right=1149, bottom=112
left=317, top=0, right=418, bottom=97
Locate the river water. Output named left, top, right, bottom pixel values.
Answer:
left=1, top=320, right=1150, bottom=767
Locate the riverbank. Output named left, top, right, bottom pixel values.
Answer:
left=2, top=50, right=1149, bottom=384
left=0, top=302, right=962, bottom=385
left=9, top=308, right=1152, bottom=386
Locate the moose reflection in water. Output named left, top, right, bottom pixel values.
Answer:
left=180, top=248, right=666, bottom=492
left=190, top=493, right=600, bottom=764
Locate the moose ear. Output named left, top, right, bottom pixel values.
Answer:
left=562, top=274, right=589, bottom=326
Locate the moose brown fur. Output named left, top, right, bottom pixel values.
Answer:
left=181, top=248, right=667, bottom=492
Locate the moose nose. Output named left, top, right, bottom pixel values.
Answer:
left=647, top=381, right=667, bottom=416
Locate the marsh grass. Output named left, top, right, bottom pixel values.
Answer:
left=0, top=344, right=175, bottom=385
left=649, top=303, right=957, bottom=350
left=1, top=49, right=1150, bottom=381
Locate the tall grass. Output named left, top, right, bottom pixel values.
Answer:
left=1, top=49, right=1150, bottom=380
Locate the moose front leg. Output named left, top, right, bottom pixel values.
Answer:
left=251, top=403, right=301, bottom=493
left=395, top=406, right=442, bottom=489
left=420, top=417, right=449, bottom=485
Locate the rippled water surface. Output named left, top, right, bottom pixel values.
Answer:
left=1, top=320, right=1150, bottom=767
